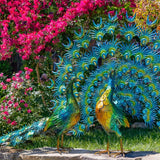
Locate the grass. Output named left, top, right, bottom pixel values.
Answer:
left=15, top=127, right=160, bottom=152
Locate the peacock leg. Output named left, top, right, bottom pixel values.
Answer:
left=112, top=138, right=125, bottom=157
left=61, top=134, right=64, bottom=148
left=95, top=136, right=110, bottom=156
left=56, top=136, right=61, bottom=153
left=60, top=134, right=73, bottom=151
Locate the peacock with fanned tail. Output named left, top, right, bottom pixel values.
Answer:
left=0, top=11, right=160, bottom=156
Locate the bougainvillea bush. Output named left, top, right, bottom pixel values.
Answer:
left=0, top=0, right=136, bottom=61
left=0, top=67, right=52, bottom=135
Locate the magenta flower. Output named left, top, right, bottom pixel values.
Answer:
left=12, top=76, right=16, bottom=81
left=24, top=67, right=29, bottom=71
left=25, top=74, right=30, bottom=79
left=20, top=99, right=25, bottom=103
left=2, top=85, right=7, bottom=90
left=28, top=68, right=33, bottom=72
left=14, top=102, right=19, bottom=108
left=24, top=103, right=28, bottom=107
left=11, top=121, right=17, bottom=126
left=0, top=73, right=3, bottom=77
left=7, top=119, right=11, bottom=124
left=4, top=111, right=9, bottom=116
left=27, top=109, right=31, bottom=113
left=6, top=78, right=11, bottom=82
left=8, top=100, right=13, bottom=104
left=108, top=10, right=115, bottom=16
left=3, top=116, right=6, bottom=120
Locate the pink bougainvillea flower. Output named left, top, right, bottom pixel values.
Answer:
left=108, top=10, right=115, bottom=16
left=24, top=103, right=28, bottom=107
left=28, top=68, right=33, bottom=72
left=0, top=73, right=3, bottom=77
left=14, top=102, right=19, bottom=108
left=2, top=85, right=7, bottom=90
left=121, top=8, right=126, bottom=14
left=3, top=116, right=6, bottom=120
left=25, top=74, right=30, bottom=79
left=20, top=99, right=25, bottom=103
left=7, top=119, right=11, bottom=124
left=4, top=111, right=9, bottom=116
left=6, top=78, right=11, bottom=82
left=12, top=76, right=16, bottom=81
left=18, top=70, right=22, bottom=74
left=8, top=100, right=13, bottom=104
left=18, top=107, right=21, bottom=111
left=5, top=106, right=8, bottom=110
left=24, top=67, right=29, bottom=71
left=15, top=72, right=21, bottom=77
left=11, top=121, right=17, bottom=126
left=27, top=109, right=31, bottom=113
left=0, top=82, right=4, bottom=86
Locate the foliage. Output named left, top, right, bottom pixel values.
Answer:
left=0, top=68, right=51, bottom=135
left=134, top=0, right=160, bottom=31
left=0, top=61, right=13, bottom=77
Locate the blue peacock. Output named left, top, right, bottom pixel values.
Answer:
left=0, top=11, right=160, bottom=156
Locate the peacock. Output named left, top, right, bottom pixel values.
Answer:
left=0, top=11, right=160, bottom=157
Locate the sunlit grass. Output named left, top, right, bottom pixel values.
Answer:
left=15, top=127, right=160, bottom=152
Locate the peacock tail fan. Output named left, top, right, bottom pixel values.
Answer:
left=50, top=13, right=160, bottom=136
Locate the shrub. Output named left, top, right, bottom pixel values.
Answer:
left=0, top=68, right=51, bottom=135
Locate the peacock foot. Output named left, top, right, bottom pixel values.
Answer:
left=60, top=146, right=74, bottom=151
left=95, top=150, right=110, bottom=156
left=111, top=151, right=125, bottom=157
left=56, top=148, right=70, bottom=154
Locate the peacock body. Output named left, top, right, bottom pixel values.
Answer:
left=0, top=12, right=160, bottom=154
